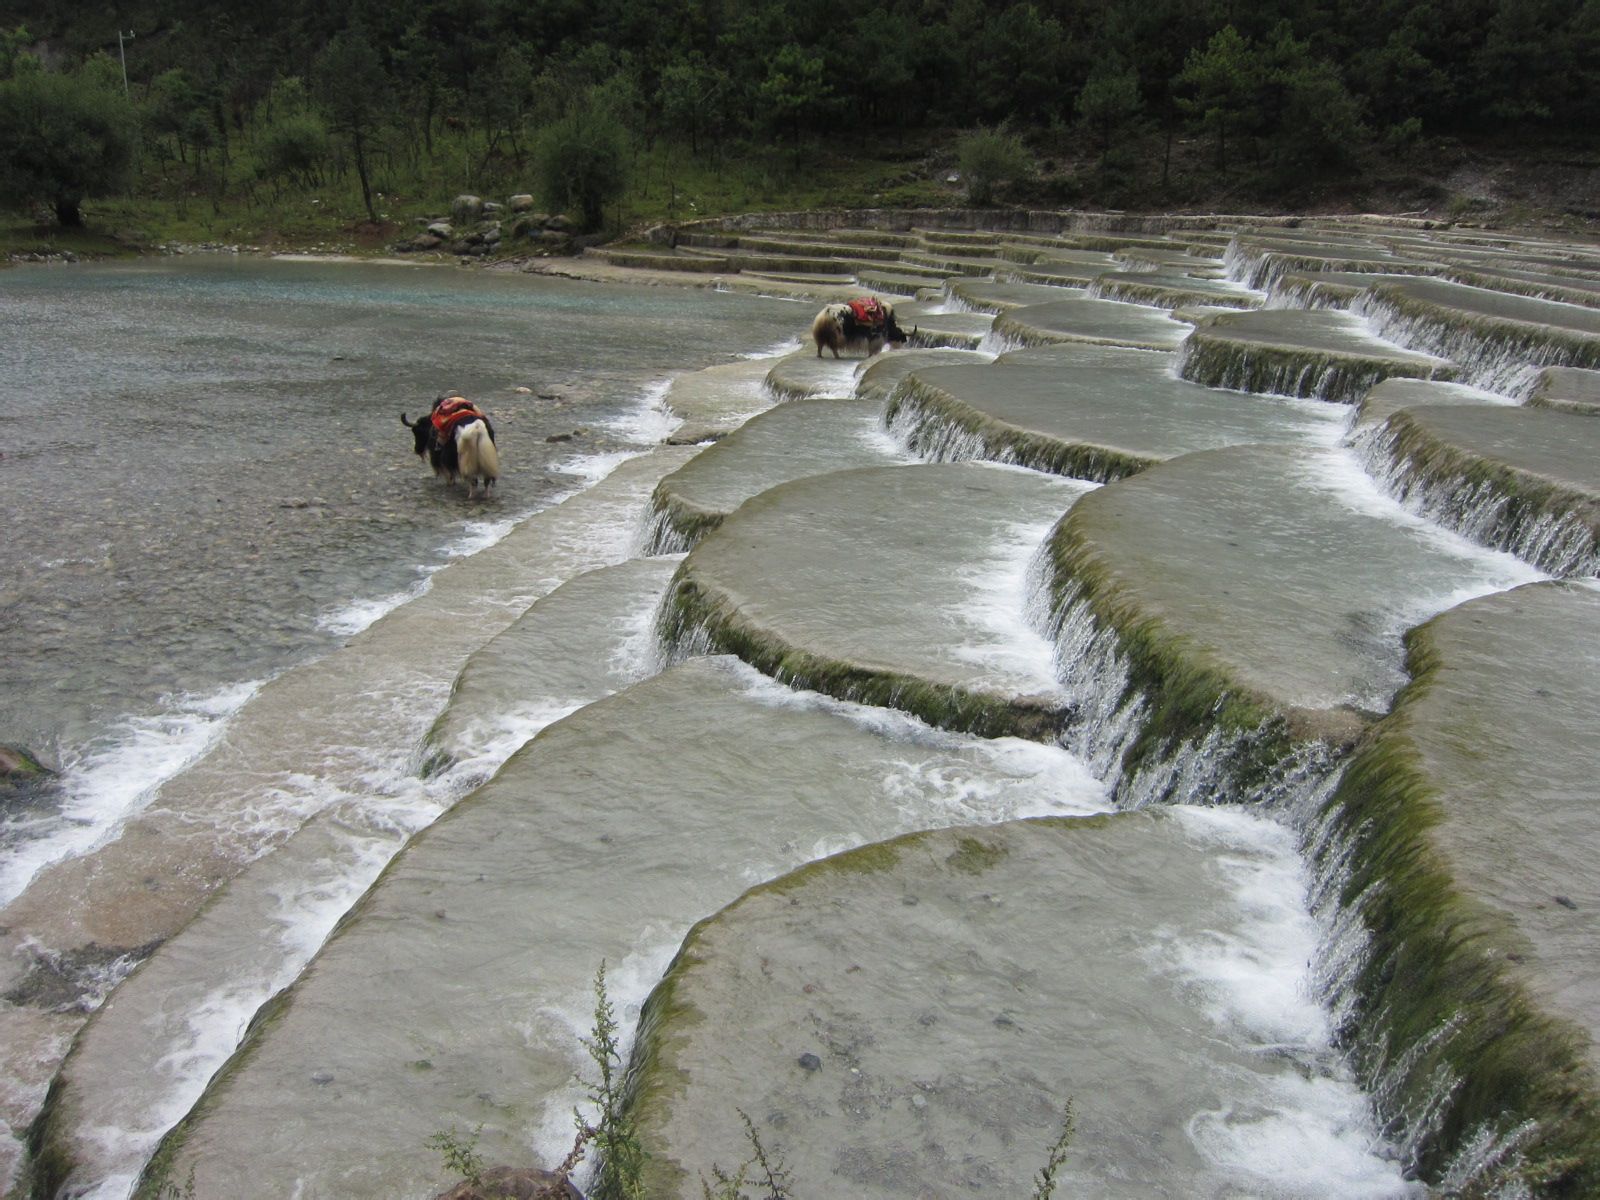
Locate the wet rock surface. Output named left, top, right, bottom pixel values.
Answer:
left=663, top=463, right=1091, bottom=737
left=15, top=214, right=1600, bottom=1199
left=628, top=812, right=1410, bottom=1199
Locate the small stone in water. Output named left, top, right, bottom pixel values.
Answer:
left=797, top=1052, right=822, bottom=1071
left=1555, top=895, right=1578, bottom=910
left=311, top=1070, right=333, bottom=1085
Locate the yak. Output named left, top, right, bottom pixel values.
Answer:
left=401, top=394, right=500, bottom=499
left=811, top=296, right=914, bottom=358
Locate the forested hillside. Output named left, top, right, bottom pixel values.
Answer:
left=2, top=0, right=1598, bottom=241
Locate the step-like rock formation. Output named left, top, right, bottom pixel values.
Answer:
left=661, top=463, right=1091, bottom=737
left=854, top=348, right=992, bottom=400
left=644, top=397, right=899, bottom=552
left=1358, top=277, right=1600, bottom=391
left=134, top=657, right=1109, bottom=1200
left=20, top=448, right=701, bottom=1199
left=1178, top=308, right=1457, bottom=401
left=424, top=557, right=681, bottom=772
left=1527, top=365, right=1600, bottom=414
left=992, top=297, right=1190, bottom=351
left=629, top=811, right=1413, bottom=1198
left=1090, top=270, right=1258, bottom=310
left=1357, top=403, right=1600, bottom=575
left=1037, top=443, right=1538, bottom=797
left=1316, top=582, right=1600, bottom=1195
left=886, top=359, right=1339, bottom=482
left=662, top=357, right=781, bottom=444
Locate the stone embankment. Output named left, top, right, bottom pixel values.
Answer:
left=20, top=208, right=1600, bottom=1200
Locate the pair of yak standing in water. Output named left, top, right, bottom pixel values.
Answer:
left=401, top=298, right=905, bottom=500
left=401, top=394, right=500, bottom=499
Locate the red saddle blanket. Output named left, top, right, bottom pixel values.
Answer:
left=847, top=297, right=887, bottom=330
left=431, top=396, right=484, bottom=442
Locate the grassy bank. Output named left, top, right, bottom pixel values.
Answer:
left=6, top=126, right=1598, bottom=265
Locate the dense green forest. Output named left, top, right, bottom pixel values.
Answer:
left=1, top=0, right=1597, bottom=241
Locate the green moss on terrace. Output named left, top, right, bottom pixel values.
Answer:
left=657, top=572, right=1066, bottom=742
left=622, top=817, right=1098, bottom=1197
left=621, top=831, right=916, bottom=1198
left=1363, top=281, right=1600, bottom=373
left=1179, top=321, right=1457, bottom=403
left=130, top=985, right=300, bottom=1199
left=1445, top=268, right=1600, bottom=311
left=1316, top=625, right=1600, bottom=1196
left=1091, top=274, right=1256, bottom=311
left=885, top=376, right=1157, bottom=484
left=1375, top=408, right=1600, bottom=576
left=1039, top=510, right=1344, bottom=791
left=640, top=479, right=728, bottom=555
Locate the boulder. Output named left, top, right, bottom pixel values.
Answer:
left=1, top=744, right=53, bottom=805
left=426, top=221, right=453, bottom=238
left=450, top=194, right=484, bottom=221
left=432, top=1166, right=581, bottom=1200
left=545, top=214, right=574, bottom=233
left=481, top=201, right=502, bottom=215
left=507, top=194, right=534, bottom=212
left=409, top=234, right=444, bottom=251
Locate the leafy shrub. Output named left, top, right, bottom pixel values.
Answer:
left=954, top=126, right=1032, bottom=206
left=534, top=102, right=628, bottom=233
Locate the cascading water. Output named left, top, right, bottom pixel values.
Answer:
left=1353, top=420, right=1600, bottom=578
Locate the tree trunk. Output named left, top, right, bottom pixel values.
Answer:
left=353, top=129, right=376, bottom=222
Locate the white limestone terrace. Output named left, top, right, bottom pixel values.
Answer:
left=1042, top=442, right=1542, bottom=745
left=990, top=296, right=1191, bottom=351
left=15, top=447, right=703, bottom=1200
left=944, top=277, right=1082, bottom=313
left=1528, top=365, right=1600, bottom=414
left=885, top=356, right=1344, bottom=482
left=134, top=657, right=1111, bottom=1200
left=1353, top=377, right=1515, bottom=430
left=661, top=462, right=1095, bottom=739
left=1318, top=582, right=1600, bottom=1191
left=658, top=355, right=786, bottom=444
left=1088, top=269, right=1261, bottom=310
left=627, top=812, right=1422, bottom=1199
left=1177, top=308, right=1457, bottom=402
left=854, top=347, right=993, bottom=399
left=643, top=396, right=906, bottom=553
left=1354, top=276, right=1600, bottom=393
left=1355, top=402, right=1600, bottom=576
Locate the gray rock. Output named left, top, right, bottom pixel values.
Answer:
left=481, top=201, right=501, bottom=215
left=450, top=194, right=484, bottom=221
left=545, top=214, right=574, bottom=233
left=427, top=221, right=453, bottom=238
left=507, top=194, right=535, bottom=212
left=410, top=234, right=444, bottom=251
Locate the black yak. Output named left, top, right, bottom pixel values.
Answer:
left=401, top=394, right=500, bottom=499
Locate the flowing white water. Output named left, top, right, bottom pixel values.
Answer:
left=0, top=680, right=260, bottom=907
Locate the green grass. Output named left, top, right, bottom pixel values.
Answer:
left=4, top=131, right=954, bottom=262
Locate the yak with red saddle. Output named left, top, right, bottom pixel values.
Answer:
left=810, top=296, right=914, bottom=358
left=401, top=394, right=501, bottom=499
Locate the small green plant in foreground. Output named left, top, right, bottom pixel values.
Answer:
left=580, top=960, right=646, bottom=1199
left=700, top=1109, right=792, bottom=1200
left=426, top=1124, right=488, bottom=1191
left=1032, top=1099, right=1077, bottom=1200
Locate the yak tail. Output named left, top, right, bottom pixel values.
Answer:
left=456, top=420, right=500, bottom=488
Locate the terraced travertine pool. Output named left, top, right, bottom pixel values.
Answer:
left=5, top=213, right=1599, bottom=1199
